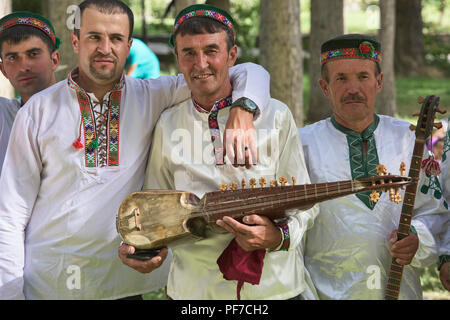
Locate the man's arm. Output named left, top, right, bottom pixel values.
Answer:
left=0, top=110, right=41, bottom=299
left=145, top=63, right=270, bottom=167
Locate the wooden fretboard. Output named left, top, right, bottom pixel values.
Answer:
left=385, top=141, right=424, bottom=300
left=201, top=176, right=409, bottom=225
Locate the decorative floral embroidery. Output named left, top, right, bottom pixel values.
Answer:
left=421, top=173, right=447, bottom=209
left=321, top=45, right=381, bottom=64
left=174, top=9, right=235, bottom=41
left=68, top=71, right=123, bottom=168
left=193, top=96, right=232, bottom=165
left=0, top=17, right=56, bottom=46
left=331, top=115, right=381, bottom=210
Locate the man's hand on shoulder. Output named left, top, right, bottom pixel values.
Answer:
left=224, top=106, right=258, bottom=169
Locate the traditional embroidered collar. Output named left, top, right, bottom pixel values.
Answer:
left=331, top=114, right=381, bottom=210
left=331, top=114, right=380, bottom=140
left=192, top=96, right=232, bottom=114
left=67, top=68, right=125, bottom=95
left=192, top=95, right=232, bottom=165
left=68, top=68, right=123, bottom=168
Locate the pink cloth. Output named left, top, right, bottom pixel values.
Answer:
left=217, top=239, right=266, bottom=300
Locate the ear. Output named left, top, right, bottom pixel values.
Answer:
left=51, top=50, right=61, bottom=72
left=376, top=71, right=383, bottom=93
left=0, top=61, right=8, bottom=79
left=318, top=78, right=330, bottom=98
left=71, top=32, right=79, bottom=54
left=228, top=45, right=238, bottom=67
left=127, top=38, right=133, bottom=54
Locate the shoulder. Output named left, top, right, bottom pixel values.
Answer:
left=376, top=114, right=414, bottom=139
left=298, top=118, right=329, bottom=136
left=158, top=98, right=192, bottom=123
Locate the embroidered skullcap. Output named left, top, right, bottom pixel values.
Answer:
left=0, top=11, right=61, bottom=49
left=169, top=4, right=236, bottom=48
left=321, top=34, right=381, bottom=65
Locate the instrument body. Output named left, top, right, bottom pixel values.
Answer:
left=117, top=175, right=412, bottom=250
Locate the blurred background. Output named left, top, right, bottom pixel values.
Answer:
left=1, top=0, right=448, bottom=299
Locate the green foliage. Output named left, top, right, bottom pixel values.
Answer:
left=230, top=0, right=260, bottom=61
left=12, top=0, right=42, bottom=14
left=420, top=263, right=446, bottom=293
left=142, top=288, right=166, bottom=300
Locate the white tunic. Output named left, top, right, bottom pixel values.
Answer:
left=439, top=116, right=449, bottom=257
left=0, top=97, right=20, bottom=175
left=144, top=98, right=319, bottom=300
left=298, top=115, right=447, bottom=300
left=0, top=63, right=270, bottom=300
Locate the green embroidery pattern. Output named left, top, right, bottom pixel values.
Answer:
left=421, top=173, right=448, bottom=209
left=331, top=115, right=381, bottom=210
left=442, top=123, right=449, bottom=162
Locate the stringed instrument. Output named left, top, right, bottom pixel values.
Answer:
left=117, top=171, right=412, bottom=253
left=385, top=95, right=447, bottom=300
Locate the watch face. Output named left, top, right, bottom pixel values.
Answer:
left=244, top=99, right=258, bottom=111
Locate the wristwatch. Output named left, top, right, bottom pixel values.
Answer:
left=230, top=98, right=259, bottom=114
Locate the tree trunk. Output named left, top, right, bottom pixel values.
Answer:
left=394, top=0, right=424, bottom=77
left=0, top=0, right=14, bottom=99
left=205, top=0, right=230, bottom=12
left=307, top=0, right=344, bottom=123
left=174, top=0, right=197, bottom=16
left=377, top=0, right=396, bottom=116
left=43, top=0, right=83, bottom=82
left=259, top=0, right=303, bottom=127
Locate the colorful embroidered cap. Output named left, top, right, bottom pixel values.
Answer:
left=0, top=11, right=60, bottom=49
left=321, top=34, right=381, bottom=65
left=169, top=4, right=236, bottom=47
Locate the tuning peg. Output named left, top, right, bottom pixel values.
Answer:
left=279, top=176, right=288, bottom=187
left=259, top=177, right=267, bottom=188
left=412, top=111, right=420, bottom=117
left=219, top=184, right=228, bottom=191
left=436, top=108, right=447, bottom=114
left=229, top=182, right=238, bottom=190
left=409, top=124, right=416, bottom=131
left=270, top=180, right=278, bottom=187
left=394, top=189, right=402, bottom=204
left=400, top=162, right=407, bottom=176
left=418, top=96, right=424, bottom=104
left=389, top=188, right=395, bottom=201
left=376, top=164, right=387, bottom=176
left=241, top=179, right=246, bottom=189
left=249, top=178, right=257, bottom=189
left=292, top=177, right=296, bottom=186
left=433, top=122, right=443, bottom=130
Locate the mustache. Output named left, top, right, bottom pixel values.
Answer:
left=342, top=94, right=366, bottom=103
left=91, top=54, right=117, bottom=62
left=191, top=69, right=214, bottom=77
left=17, top=72, right=38, bottom=79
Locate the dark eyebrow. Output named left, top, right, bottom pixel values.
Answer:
left=4, top=47, right=42, bottom=57
left=87, top=31, right=125, bottom=38
left=181, top=43, right=220, bottom=53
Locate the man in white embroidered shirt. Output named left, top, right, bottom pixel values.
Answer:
left=0, top=0, right=271, bottom=300
left=119, top=4, right=318, bottom=300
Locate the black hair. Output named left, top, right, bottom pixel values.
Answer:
left=173, top=17, right=235, bottom=53
left=0, top=25, right=56, bottom=58
left=74, top=0, right=134, bottom=39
